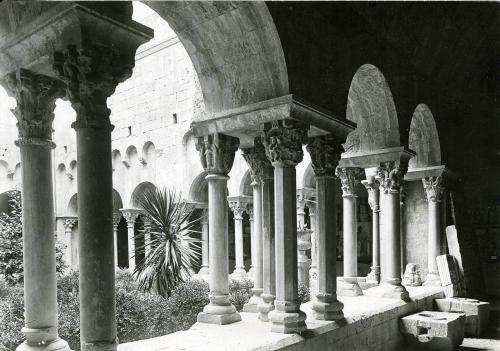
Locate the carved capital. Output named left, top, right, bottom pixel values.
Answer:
left=241, top=136, right=272, bottom=184
left=306, top=135, right=343, bottom=177
left=262, top=120, right=308, bottom=167
left=53, top=45, right=134, bottom=130
left=422, top=176, right=444, bottom=203
left=246, top=204, right=254, bottom=219
left=63, top=219, right=78, bottom=230
left=377, top=161, right=407, bottom=194
left=335, top=167, right=363, bottom=197
left=3, top=69, right=65, bottom=140
left=112, top=213, right=122, bottom=227
left=229, top=201, right=246, bottom=220
left=362, top=180, right=380, bottom=212
left=195, top=133, right=239, bottom=175
left=121, top=210, right=140, bottom=225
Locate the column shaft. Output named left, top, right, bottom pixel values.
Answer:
left=232, top=211, right=246, bottom=278
left=423, top=177, right=444, bottom=286
left=127, top=223, right=136, bottom=271
left=343, top=194, right=358, bottom=279
left=198, top=212, right=209, bottom=276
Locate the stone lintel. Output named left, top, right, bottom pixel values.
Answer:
left=405, top=165, right=461, bottom=190
left=190, top=94, right=356, bottom=148
left=58, top=215, right=78, bottom=222
left=339, top=146, right=415, bottom=169
left=0, top=3, right=153, bottom=79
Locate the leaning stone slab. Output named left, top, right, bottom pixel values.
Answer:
left=400, top=311, right=465, bottom=351
left=435, top=297, right=490, bottom=336
left=436, top=254, right=465, bottom=297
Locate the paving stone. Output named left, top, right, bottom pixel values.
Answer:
left=435, top=297, right=490, bottom=336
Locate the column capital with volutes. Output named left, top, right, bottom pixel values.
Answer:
left=306, top=135, right=343, bottom=178
left=422, top=176, right=445, bottom=203
left=335, top=167, right=364, bottom=197
left=361, top=179, right=380, bottom=212
left=242, top=136, right=272, bottom=184
left=261, top=120, right=308, bottom=167
left=195, top=133, right=239, bottom=176
left=376, top=160, right=408, bottom=194
left=120, top=209, right=141, bottom=226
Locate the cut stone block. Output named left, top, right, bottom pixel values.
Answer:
left=435, top=297, right=490, bottom=336
left=402, top=263, right=423, bottom=287
left=400, top=311, right=465, bottom=351
left=436, top=254, right=465, bottom=297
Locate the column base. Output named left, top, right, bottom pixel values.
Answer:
left=337, top=277, right=363, bottom=296
left=366, top=266, right=381, bottom=284
left=258, top=293, right=276, bottom=322
left=269, top=300, right=307, bottom=334
left=197, top=302, right=242, bottom=325
left=364, top=282, right=411, bottom=301
left=423, top=272, right=441, bottom=287
left=17, top=338, right=70, bottom=351
left=81, top=338, right=118, bottom=351
left=312, top=293, right=344, bottom=321
left=230, top=268, right=247, bottom=281
left=243, top=288, right=263, bottom=312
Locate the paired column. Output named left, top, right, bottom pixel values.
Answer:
left=113, top=213, right=122, bottom=267
left=335, top=167, right=364, bottom=296
left=122, top=210, right=139, bottom=271
left=196, top=133, right=241, bottom=325
left=4, top=69, right=70, bottom=351
left=307, top=136, right=344, bottom=320
left=363, top=178, right=381, bottom=284
left=262, top=120, right=307, bottom=333
left=228, top=200, right=248, bottom=280
left=422, top=176, right=444, bottom=286
left=198, top=209, right=210, bottom=277
left=64, top=218, right=78, bottom=269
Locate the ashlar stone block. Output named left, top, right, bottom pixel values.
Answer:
left=435, top=297, right=490, bottom=337
left=400, top=311, right=465, bottom=351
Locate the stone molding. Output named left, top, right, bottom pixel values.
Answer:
left=262, top=120, right=308, bottom=167
left=377, top=161, right=408, bottom=194
left=306, top=135, right=343, bottom=177
left=195, top=133, right=239, bottom=175
left=53, top=45, right=135, bottom=130
left=15, top=137, right=56, bottom=149
left=241, top=136, right=272, bottom=184
left=423, top=176, right=445, bottom=203
left=335, top=167, right=363, bottom=197
left=362, top=179, right=380, bottom=212
left=3, top=69, right=65, bottom=140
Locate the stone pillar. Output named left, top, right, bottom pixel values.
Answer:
left=307, top=136, right=344, bottom=320
left=335, top=167, right=364, bottom=296
left=64, top=218, right=78, bottom=269
left=422, top=176, right=444, bottom=286
left=309, top=205, right=318, bottom=299
left=367, top=161, right=410, bottom=300
left=4, top=69, right=70, bottom=351
left=112, top=213, right=122, bottom=267
left=122, top=211, right=139, bottom=271
left=262, top=120, right=307, bottom=333
left=296, top=191, right=311, bottom=288
left=247, top=206, right=255, bottom=279
left=198, top=209, right=210, bottom=277
left=363, top=179, right=381, bottom=284
left=242, top=141, right=269, bottom=312
left=142, top=215, right=152, bottom=258
left=229, top=201, right=247, bottom=279
left=400, top=186, right=406, bottom=276
left=195, top=133, right=241, bottom=325
left=258, top=165, right=276, bottom=321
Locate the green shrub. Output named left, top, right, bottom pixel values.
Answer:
left=0, top=284, right=24, bottom=351
left=298, top=283, right=310, bottom=305
left=229, top=278, right=253, bottom=311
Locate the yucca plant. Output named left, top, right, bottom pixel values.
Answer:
left=134, top=187, right=201, bottom=297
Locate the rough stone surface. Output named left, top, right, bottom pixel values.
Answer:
left=437, top=254, right=465, bottom=297
left=402, top=263, right=423, bottom=287
left=435, top=297, right=490, bottom=337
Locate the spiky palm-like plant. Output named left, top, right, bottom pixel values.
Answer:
left=134, top=187, right=201, bottom=297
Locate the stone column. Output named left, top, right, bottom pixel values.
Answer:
left=113, top=213, right=122, bottom=267
left=142, top=215, right=152, bottom=257
left=259, top=165, right=276, bottom=321
left=400, top=186, right=406, bottom=276
left=122, top=211, right=139, bottom=271
left=335, top=167, right=364, bottom=296
left=262, top=120, right=307, bottom=333
left=296, top=191, right=311, bottom=288
left=367, top=161, right=410, bottom=300
left=64, top=218, right=78, bottom=269
left=229, top=201, right=247, bottom=279
left=307, top=136, right=344, bottom=320
left=195, top=133, right=241, bottom=325
left=247, top=206, right=255, bottom=279
left=242, top=141, right=269, bottom=312
left=363, top=179, right=381, bottom=284
left=309, top=205, right=318, bottom=299
left=198, top=209, right=210, bottom=277
left=3, top=69, right=70, bottom=351
left=422, top=176, right=444, bottom=286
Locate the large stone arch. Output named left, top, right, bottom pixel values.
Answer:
left=408, top=104, right=441, bottom=169
left=343, top=64, right=400, bottom=155
left=130, top=181, right=156, bottom=208
left=188, top=172, right=208, bottom=203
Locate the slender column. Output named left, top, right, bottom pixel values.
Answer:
left=4, top=69, right=70, bottom=351
left=142, top=215, right=152, bottom=257
left=112, top=213, right=122, bottom=267
left=64, top=219, right=78, bottom=269
left=122, top=211, right=139, bottom=271
left=366, top=161, right=410, bottom=300
left=335, top=167, right=364, bottom=296
left=262, top=120, right=307, bottom=333
left=363, top=179, right=381, bottom=284
left=400, top=186, right=406, bottom=276
left=258, top=166, right=276, bottom=321
left=422, top=176, right=444, bottom=286
left=198, top=209, right=210, bottom=276
left=296, top=191, right=311, bottom=288
left=247, top=206, right=255, bottom=279
left=229, top=201, right=247, bottom=279
left=196, top=133, right=241, bottom=324
left=308, top=206, right=318, bottom=299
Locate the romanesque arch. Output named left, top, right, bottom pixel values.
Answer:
left=302, top=164, right=316, bottom=189
left=188, top=172, right=208, bottom=203
left=343, top=64, right=400, bottom=155
left=141, top=141, right=156, bottom=165
left=408, top=104, right=441, bottom=169
left=125, top=146, right=139, bottom=168
left=130, top=181, right=157, bottom=208
left=68, top=189, right=124, bottom=216
left=239, top=170, right=252, bottom=196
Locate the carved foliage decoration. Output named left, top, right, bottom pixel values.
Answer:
left=423, top=176, right=444, bottom=202
left=53, top=45, right=134, bottom=129
left=195, top=133, right=239, bottom=175
left=363, top=180, right=380, bottom=212
left=335, top=167, right=364, bottom=197
left=377, top=161, right=407, bottom=194
left=241, top=136, right=272, bottom=184
left=229, top=201, right=246, bottom=219
left=261, top=120, right=308, bottom=167
left=4, top=69, right=65, bottom=139
left=306, top=135, right=343, bottom=177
